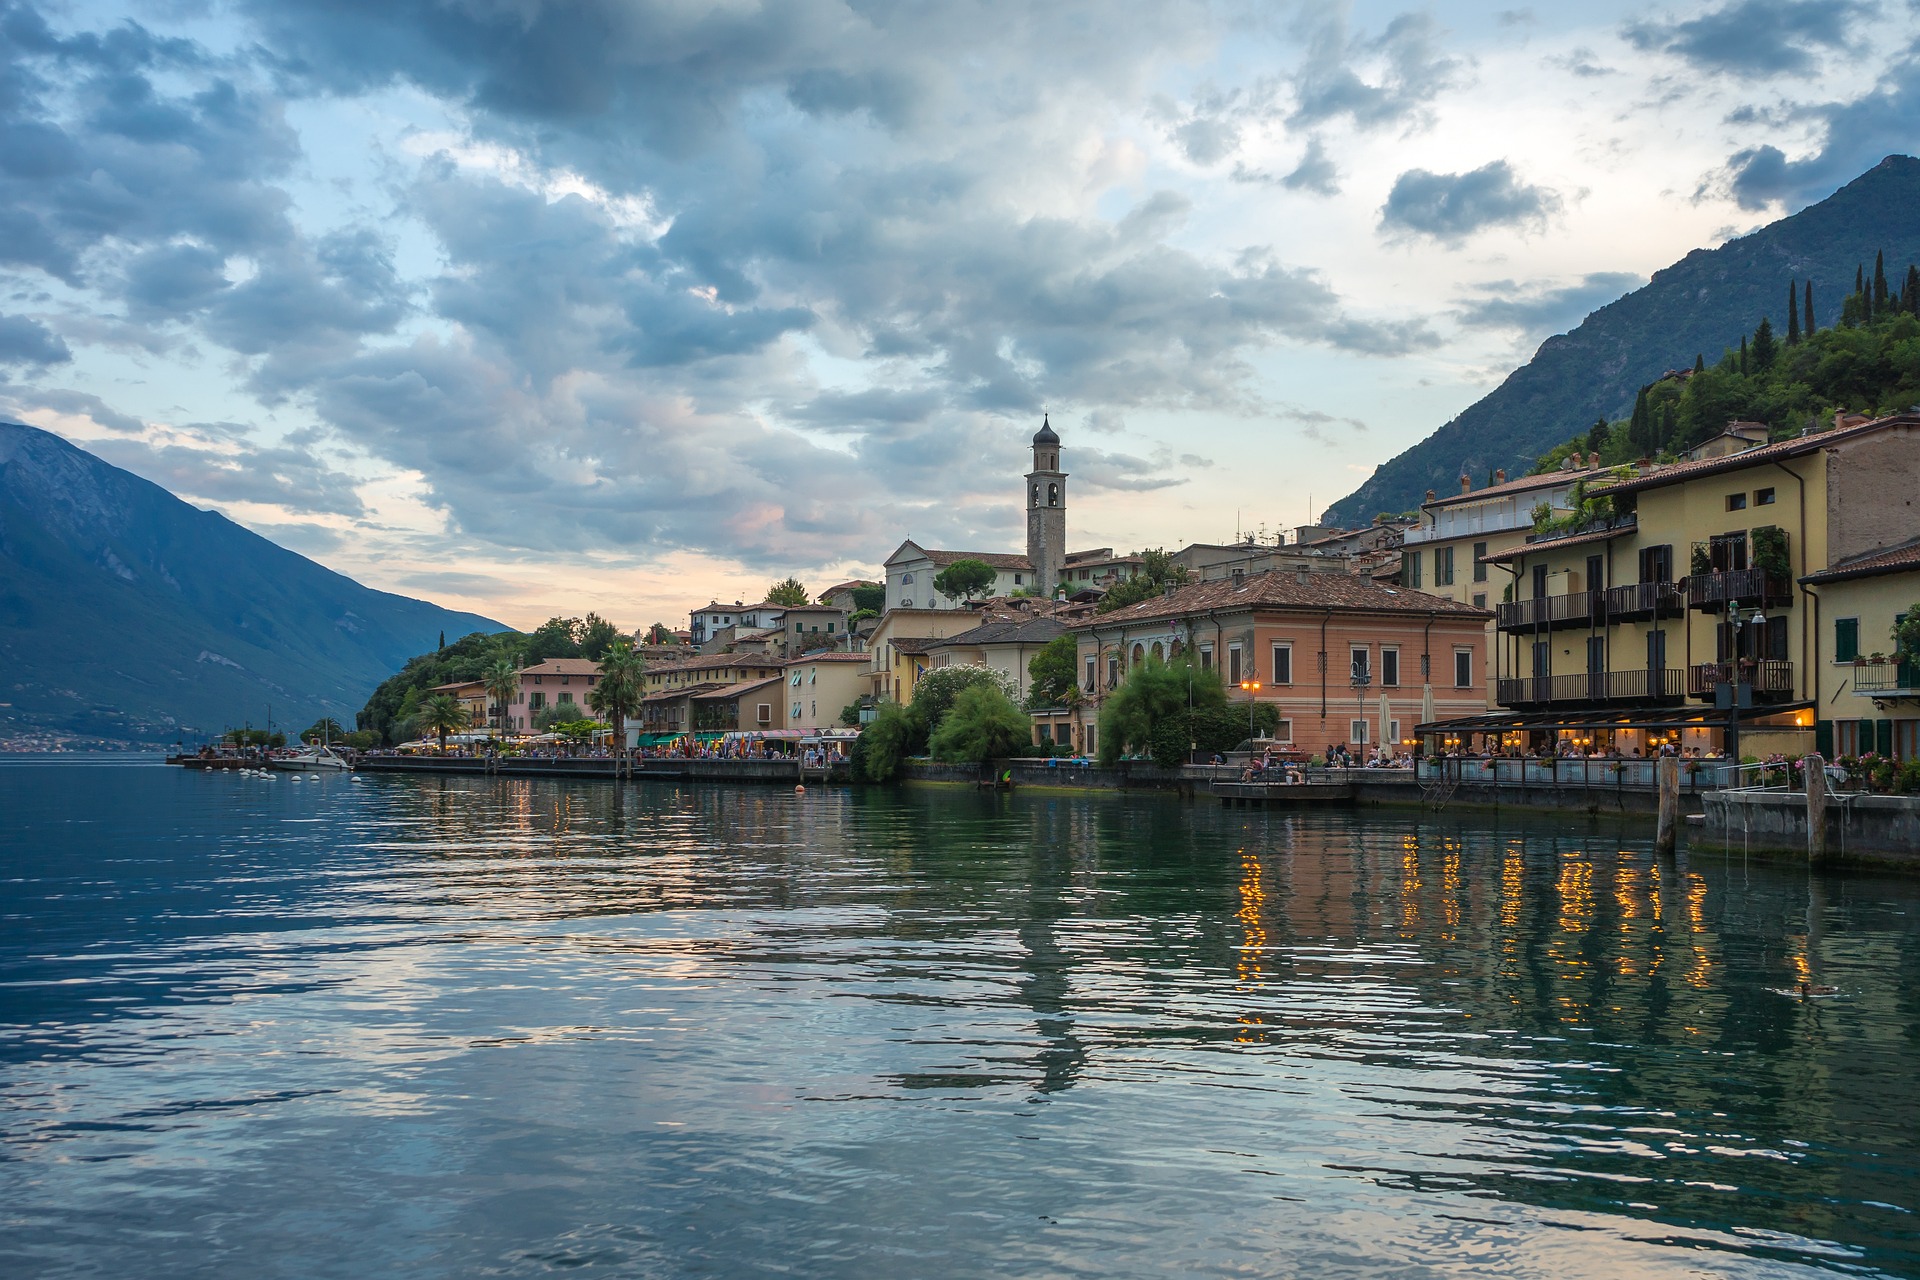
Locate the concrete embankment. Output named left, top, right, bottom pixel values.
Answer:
left=356, top=756, right=848, bottom=785
left=1699, top=790, right=1920, bottom=866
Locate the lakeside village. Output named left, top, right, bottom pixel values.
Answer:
left=264, top=400, right=1920, bottom=798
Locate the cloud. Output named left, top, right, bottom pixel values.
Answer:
left=1288, top=9, right=1462, bottom=130
left=0, top=314, right=69, bottom=366
left=1711, top=53, right=1920, bottom=209
left=1379, top=160, right=1562, bottom=242
left=1, top=387, right=144, bottom=432
left=1282, top=138, right=1340, bottom=195
left=1071, top=447, right=1189, bottom=492
left=85, top=432, right=368, bottom=518
left=1455, top=271, right=1644, bottom=337
left=1625, top=0, right=1872, bottom=76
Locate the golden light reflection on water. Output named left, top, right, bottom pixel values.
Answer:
left=1399, top=833, right=1422, bottom=933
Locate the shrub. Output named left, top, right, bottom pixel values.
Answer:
left=911, top=664, right=1017, bottom=731
left=929, top=685, right=1031, bottom=763
left=1894, top=760, right=1920, bottom=795
left=1095, top=655, right=1226, bottom=764
left=856, top=702, right=926, bottom=783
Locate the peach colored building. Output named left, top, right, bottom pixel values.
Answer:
left=1064, top=568, right=1491, bottom=757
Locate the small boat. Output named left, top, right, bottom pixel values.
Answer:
left=270, top=744, right=352, bottom=773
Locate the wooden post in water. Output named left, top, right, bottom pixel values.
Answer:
left=1654, top=756, right=1680, bottom=857
left=1805, top=753, right=1829, bottom=863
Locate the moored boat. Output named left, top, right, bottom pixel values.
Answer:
left=269, top=745, right=352, bottom=772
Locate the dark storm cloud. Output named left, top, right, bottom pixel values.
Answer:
left=1455, top=272, right=1644, bottom=336
left=1380, top=161, right=1561, bottom=243
left=1714, top=52, right=1920, bottom=209
left=1625, top=0, right=1873, bottom=76
left=0, top=313, right=68, bottom=366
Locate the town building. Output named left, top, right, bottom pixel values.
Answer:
left=923, top=616, right=1069, bottom=703
left=817, top=580, right=879, bottom=611
left=502, top=658, right=602, bottom=733
left=862, top=607, right=987, bottom=705
left=1800, top=537, right=1920, bottom=760
left=638, top=653, right=787, bottom=739
left=431, top=680, right=489, bottom=730
left=780, top=652, right=872, bottom=733
left=1063, top=568, right=1490, bottom=758
left=882, top=543, right=1037, bottom=611
left=1457, top=412, right=1920, bottom=760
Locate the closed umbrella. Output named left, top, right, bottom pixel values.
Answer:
left=1421, top=683, right=1435, bottom=728
left=1378, top=693, right=1391, bottom=756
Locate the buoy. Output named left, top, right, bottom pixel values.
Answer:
left=795, top=784, right=806, bottom=794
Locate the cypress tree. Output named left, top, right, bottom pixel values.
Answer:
left=1856, top=263, right=1866, bottom=295
left=1907, top=264, right=1920, bottom=315
left=1629, top=386, right=1651, bottom=453
left=1873, top=250, right=1889, bottom=311
left=1786, top=281, right=1800, bottom=344
left=1804, top=280, right=1816, bottom=335
left=1739, top=334, right=1749, bottom=376
left=1751, top=316, right=1776, bottom=370
left=1657, top=402, right=1677, bottom=454
left=1693, top=352, right=1705, bottom=373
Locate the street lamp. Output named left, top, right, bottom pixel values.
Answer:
left=1239, top=679, right=1261, bottom=742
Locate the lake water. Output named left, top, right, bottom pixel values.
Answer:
left=4, top=759, right=1920, bottom=1278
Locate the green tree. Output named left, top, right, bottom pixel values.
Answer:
left=1584, top=418, right=1611, bottom=454
left=588, top=643, right=647, bottom=760
left=928, top=684, right=1031, bottom=763
left=1738, top=334, right=1749, bottom=374
left=551, top=718, right=607, bottom=742
left=483, top=658, right=520, bottom=737
left=578, top=613, right=622, bottom=660
left=1026, top=634, right=1081, bottom=708
left=932, top=558, right=998, bottom=602
left=1907, top=266, right=1920, bottom=316
left=856, top=702, right=926, bottom=782
left=766, top=577, right=810, bottom=606
left=1096, top=548, right=1191, bottom=613
left=838, top=702, right=863, bottom=728
left=1096, top=654, right=1225, bottom=766
left=417, top=693, right=469, bottom=754
left=848, top=584, right=886, bottom=613
left=1805, top=279, right=1817, bottom=335
left=301, top=717, right=347, bottom=744
left=911, top=663, right=1019, bottom=731
left=642, top=622, right=677, bottom=645
left=1750, top=316, right=1776, bottom=371
left=1874, top=250, right=1889, bottom=312
left=1786, top=281, right=1799, bottom=345
left=1894, top=607, right=1920, bottom=661
left=526, top=617, right=584, bottom=661
left=1627, top=385, right=1651, bottom=454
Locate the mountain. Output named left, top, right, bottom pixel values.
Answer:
left=0, top=423, right=505, bottom=746
left=1326, top=155, right=1920, bottom=526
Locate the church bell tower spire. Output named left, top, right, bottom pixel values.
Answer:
left=1026, top=414, right=1066, bottom=598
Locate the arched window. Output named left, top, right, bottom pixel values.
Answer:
left=1151, top=641, right=1164, bottom=662
left=1131, top=643, right=1145, bottom=665
left=1048, top=483, right=1058, bottom=507
left=1031, top=484, right=1040, bottom=505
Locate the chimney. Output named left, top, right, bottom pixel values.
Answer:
left=1459, top=474, right=1471, bottom=494
left=1161, top=582, right=1177, bottom=599
left=1494, top=468, right=1507, bottom=484
left=1231, top=568, right=1246, bottom=588
left=1561, top=455, right=1576, bottom=471
left=1425, top=489, right=1436, bottom=503
left=1636, top=456, right=1653, bottom=474
left=1296, top=567, right=1312, bottom=585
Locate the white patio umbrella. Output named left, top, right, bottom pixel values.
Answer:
left=1378, top=693, right=1392, bottom=754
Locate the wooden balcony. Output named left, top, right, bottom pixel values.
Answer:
left=1496, top=590, right=1601, bottom=633
left=1496, top=668, right=1688, bottom=708
left=1688, top=660, right=1795, bottom=698
left=1686, top=568, right=1793, bottom=611
left=1603, top=581, right=1685, bottom=622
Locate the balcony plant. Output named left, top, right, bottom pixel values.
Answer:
left=1895, top=607, right=1920, bottom=660
left=1751, top=525, right=1791, bottom=578
left=1690, top=543, right=1712, bottom=576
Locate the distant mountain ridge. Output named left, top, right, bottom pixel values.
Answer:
left=0, top=423, right=504, bottom=745
left=1326, top=156, right=1920, bottom=526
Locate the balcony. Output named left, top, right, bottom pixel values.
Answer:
left=1688, top=660, right=1795, bottom=699
left=1854, top=659, right=1920, bottom=697
left=1497, top=668, right=1688, bottom=707
left=1686, top=568, right=1793, bottom=611
left=1604, top=580, right=1685, bottom=622
left=1496, top=590, right=1601, bottom=633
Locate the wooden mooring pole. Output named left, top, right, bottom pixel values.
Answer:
left=1654, top=756, right=1680, bottom=857
left=1805, top=753, right=1829, bottom=863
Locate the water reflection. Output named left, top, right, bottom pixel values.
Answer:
left=3, top=765, right=1918, bottom=1277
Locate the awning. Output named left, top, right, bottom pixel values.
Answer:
left=634, top=733, right=679, bottom=746
left=1416, top=702, right=1813, bottom=734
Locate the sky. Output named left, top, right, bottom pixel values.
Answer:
left=3, top=0, right=1918, bottom=632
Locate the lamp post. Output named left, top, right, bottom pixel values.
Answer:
left=1721, top=599, right=1766, bottom=767
left=1238, top=679, right=1261, bottom=742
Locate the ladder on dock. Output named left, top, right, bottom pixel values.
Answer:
left=1420, top=762, right=1460, bottom=811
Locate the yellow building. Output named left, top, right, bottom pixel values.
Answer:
left=863, top=607, right=984, bottom=705
left=1457, top=413, right=1920, bottom=760
left=781, top=652, right=872, bottom=733
left=1401, top=464, right=1583, bottom=704
left=1801, top=539, right=1920, bottom=760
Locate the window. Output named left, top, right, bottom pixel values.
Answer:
left=1013, top=574, right=1023, bottom=585
left=1473, top=542, right=1488, bottom=583
left=1726, top=492, right=1748, bottom=511
left=1349, top=646, right=1370, bottom=683
left=1458, top=648, right=1476, bottom=688
left=1836, top=720, right=1862, bottom=757
left=1381, top=648, right=1400, bottom=687
left=1274, top=718, right=1293, bottom=743
left=1639, top=544, right=1674, bottom=583
left=1228, top=644, right=1243, bottom=685
left=1350, top=720, right=1369, bottom=745
left=1405, top=551, right=1422, bottom=588
left=795, top=622, right=803, bottom=632
left=1437, top=546, right=1455, bottom=586
left=1388, top=720, right=1401, bottom=745
left=1085, top=725, right=1097, bottom=757
left=1047, top=483, right=1058, bottom=506
left=1199, top=644, right=1214, bottom=671
left=1472, top=593, right=1487, bottom=609
left=1755, top=487, right=1776, bottom=506
left=1836, top=618, right=1860, bottom=663
left=1271, top=643, right=1293, bottom=685
left=1085, top=656, right=1096, bottom=692
left=1107, top=655, right=1119, bottom=688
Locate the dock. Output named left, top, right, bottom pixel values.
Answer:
left=1212, top=778, right=1356, bottom=807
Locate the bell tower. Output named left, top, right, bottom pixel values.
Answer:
left=1025, top=414, right=1066, bottom=598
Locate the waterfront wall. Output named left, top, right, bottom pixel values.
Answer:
left=357, top=756, right=846, bottom=785
left=1699, top=791, right=1920, bottom=865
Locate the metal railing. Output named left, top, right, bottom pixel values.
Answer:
left=1496, top=667, right=1687, bottom=707
left=1496, top=590, right=1600, bottom=631
left=1603, top=580, right=1685, bottom=621
left=1686, top=567, right=1793, bottom=609
left=1854, top=659, right=1920, bottom=695
left=1688, top=660, right=1795, bottom=696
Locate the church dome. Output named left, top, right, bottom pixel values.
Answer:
left=1031, top=414, right=1060, bottom=446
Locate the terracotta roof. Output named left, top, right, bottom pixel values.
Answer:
left=887, top=636, right=940, bottom=655
left=432, top=680, right=484, bottom=693
left=1591, top=413, right=1920, bottom=497
left=1072, top=568, right=1487, bottom=628
left=820, top=580, right=878, bottom=594
left=928, top=617, right=1069, bottom=648
left=1481, top=524, right=1636, bottom=564
left=651, top=654, right=784, bottom=675
left=918, top=548, right=1034, bottom=571
left=693, top=676, right=782, bottom=701
left=642, top=684, right=720, bottom=704
left=517, top=658, right=601, bottom=677
left=784, top=651, right=871, bottom=664
left=1422, top=469, right=1585, bottom=510
left=1801, top=537, right=1920, bottom=584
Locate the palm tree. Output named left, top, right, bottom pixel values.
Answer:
left=589, top=643, right=648, bottom=770
left=418, top=693, right=469, bottom=755
left=483, top=658, right=520, bottom=739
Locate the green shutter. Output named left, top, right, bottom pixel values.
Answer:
left=1878, top=718, right=1895, bottom=755
left=1835, top=618, right=1859, bottom=663
left=1816, top=719, right=1834, bottom=758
